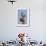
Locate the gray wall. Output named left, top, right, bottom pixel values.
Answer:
left=0, top=0, right=46, bottom=41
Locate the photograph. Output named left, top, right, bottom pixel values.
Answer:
left=16, top=8, right=30, bottom=27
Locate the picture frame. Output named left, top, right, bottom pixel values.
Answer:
left=16, top=8, right=30, bottom=27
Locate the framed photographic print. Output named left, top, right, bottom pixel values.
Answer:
left=16, top=8, right=30, bottom=27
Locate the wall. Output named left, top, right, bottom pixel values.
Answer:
left=0, top=0, right=46, bottom=41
